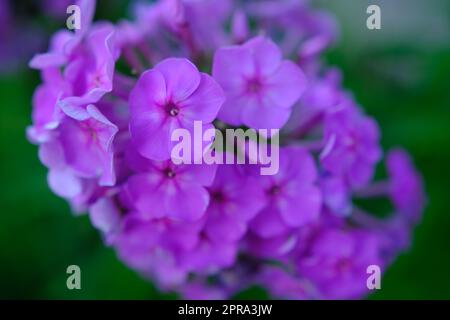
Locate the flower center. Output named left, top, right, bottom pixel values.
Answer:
left=268, top=185, right=281, bottom=196
left=211, top=190, right=226, bottom=203
left=165, top=101, right=180, bottom=117
left=336, top=258, right=352, bottom=273
left=163, top=167, right=176, bottom=178
left=246, top=77, right=263, bottom=94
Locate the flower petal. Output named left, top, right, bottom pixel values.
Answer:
left=179, top=73, right=225, bottom=123
left=165, top=181, right=210, bottom=221
left=241, top=94, right=292, bottom=129
left=212, top=45, right=254, bottom=91
left=266, top=60, right=306, bottom=109
left=244, top=36, right=282, bottom=76
left=155, top=58, right=201, bottom=103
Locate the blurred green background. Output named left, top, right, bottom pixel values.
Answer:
left=0, top=0, right=449, bottom=299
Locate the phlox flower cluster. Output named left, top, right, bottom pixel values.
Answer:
left=28, top=0, right=425, bottom=299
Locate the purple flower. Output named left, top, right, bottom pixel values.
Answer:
left=377, top=216, right=411, bottom=263
left=89, top=195, right=121, bottom=244
left=296, top=227, right=383, bottom=299
left=178, top=232, right=239, bottom=273
left=29, top=0, right=97, bottom=70
left=321, top=102, right=382, bottom=188
left=319, top=175, right=352, bottom=217
left=250, top=146, right=322, bottom=238
left=244, top=0, right=338, bottom=56
left=114, top=213, right=204, bottom=288
left=124, top=152, right=217, bottom=221
left=26, top=0, right=425, bottom=300
left=29, top=30, right=75, bottom=70
left=27, top=68, right=71, bottom=143
left=59, top=23, right=119, bottom=116
left=133, top=0, right=233, bottom=57
left=39, top=137, right=103, bottom=212
left=245, top=231, right=298, bottom=259
left=36, top=102, right=118, bottom=208
left=165, top=164, right=265, bottom=273
left=387, top=149, right=425, bottom=223
left=183, top=0, right=233, bottom=52
left=129, top=57, right=225, bottom=161
left=212, top=36, right=306, bottom=130
left=284, top=68, right=343, bottom=136
left=230, top=10, right=249, bottom=44
left=38, top=139, right=84, bottom=199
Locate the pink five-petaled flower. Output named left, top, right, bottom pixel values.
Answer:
left=37, top=104, right=118, bottom=200
left=123, top=148, right=217, bottom=221
left=212, top=36, right=306, bottom=130
left=249, top=146, right=322, bottom=238
left=321, top=102, right=382, bottom=189
left=204, top=164, right=266, bottom=243
left=114, top=212, right=205, bottom=288
left=296, top=227, right=383, bottom=299
left=129, top=58, right=225, bottom=161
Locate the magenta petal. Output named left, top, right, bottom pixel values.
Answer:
left=244, top=36, right=282, bottom=76
left=286, top=146, right=317, bottom=183
left=39, top=140, right=65, bottom=169
left=126, top=174, right=166, bottom=219
left=217, top=173, right=267, bottom=221
left=212, top=45, right=254, bottom=91
left=177, top=164, right=218, bottom=187
left=59, top=105, right=117, bottom=182
left=266, top=60, right=306, bottom=109
left=278, top=185, right=322, bottom=227
left=86, top=104, right=118, bottom=147
left=48, top=169, right=82, bottom=198
left=76, top=0, right=96, bottom=37
left=29, top=30, right=74, bottom=69
left=129, top=69, right=167, bottom=111
left=32, top=84, right=60, bottom=126
left=205, top=209, right=247, bottom=243
left=348, top=160, right=375, bottom=188
left=29, top=53, right=67, bottom=69
left=130, top=114, right=180, bottom=161
left=155, top=58, right=201, bottom=103
left=89, top=197, right=121, bottom=235
left=129, top=69, right=176, bottom=160
left=59, top=121, right=98, bottom=177
left=217, top=95, right=247, bottom=126
left=181, top=239, right=237, bottom=271
left=250, top=206, right=289, bottom=238
left=241, top=94, right=292, bottom=129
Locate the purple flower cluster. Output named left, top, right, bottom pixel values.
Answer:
left=28, top=0, right=425, bottom=299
